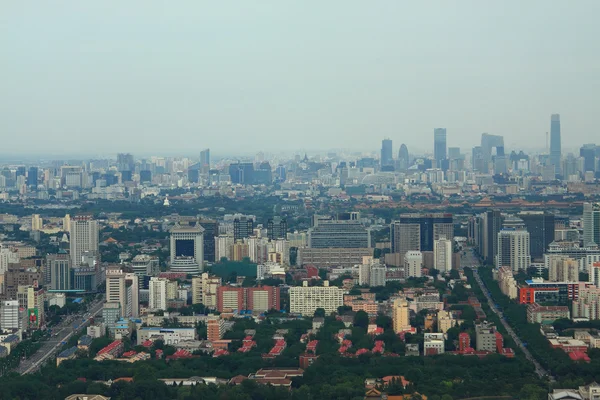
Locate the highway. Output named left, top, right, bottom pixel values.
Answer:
left=471, top=268, right=554, bottom=381
left=17, top=299, right=104, bottom=375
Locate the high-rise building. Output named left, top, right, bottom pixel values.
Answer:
left=199, top=219, right=218, bottom=262
left=392, top=298, right=411, bottom=333
left=381, top=139, right=393, bottom=168
left=404, top=251, right=423, bottom=278
left=548, top=257, right=578, bottom=282
left=475, top=322, right=503, bottom=353
left=191, top=273, right=221, bottom=308
left=390, top=214, right=453, bottom=259
left=131, top=254, right=159, bottom=276
left=267, top=217, right=287, bottom=240
left=27, top=167, right=38, bottom=187
left=550, top=114, right=562, bottom=174
left=590, top=262, right=600, bottom=288
left=233, top=217, right=254, bottom=241
left=583, top=203, right=600, bottom=247
left=433, top=128, right=447, bottom=168
left=308, top=220, right=370, bottom=248
left=471, top=210, right=504, bottom=266
left=0, top=300, right=21, bottom=330
left=215, top=234, right=234, bottom=261
left=149, top=277, right=169, bottom=311
left=31, top=214, right=42, bottom=231
left=200, top=148, right=210, bottom=174
left=105, top=267, right=126, bottom=317
left=69, top=216, right=99, bottom=268
left=497, top=216, right=531, bottom=272
left=518, top=211, right=555, bottom=259
left=125, top=273, right=139, bottom=317
left=397, top=144, right=409, bottom=171
left=170, top=224, right=204, bottom=275
left=434, top=236, right=452, bottom=273
left=289, top=281, right=343, bottom=316
left=229, top=162, right=255, bottom=184
left=580, top=144, right=597, bottom=173
left=480, top=133, right=505, bottom=174
left=47, top=253, right=71, bottom=291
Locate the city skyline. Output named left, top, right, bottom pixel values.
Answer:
left=2, top=1, right=600, bottom=154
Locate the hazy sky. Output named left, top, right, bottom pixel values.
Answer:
left=2, top=1, right=599, bottom=157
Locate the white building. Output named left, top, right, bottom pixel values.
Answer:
left=257, top=262, right=286, bottom=280
left=497, top=221, right=531, bottom=272
left=105, top=267, right=126, bottom=318
left=137, top=327, right=196, bottom=345
left=404, top=251, right=423, bottom=278
left=131, top=254, right=159, bottom=276
left=424, top=332, right=445, bottom=355
left=69, top=216, right=99, bottom=268
left=289, top=281, right=343, bottom=316
left=434, top=236, right=452, bottom=273
left=191, top=273, right=221, bottom=309
left=0, top=300, right=20, bottom=330
left=149, top=277, right=169, bottom=311
left=215, top=235, right=234, bottom=261
left=170, top=224, right=204, bottom=275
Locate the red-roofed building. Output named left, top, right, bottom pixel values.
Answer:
left=155, top=349, right=163, bottom=359
left=213, top=349, right=229, bottom=357
left=167, top=349, right=193, bottom=360
left=306, top=340, right=318, bottom=354
left=501, top=348, right=515, bottom=358
left=569, top=351, right=591, bottom=363
left=262, top=339, right=287, bottom=359
left=122, top=351, right=137, bottom=358
left=97, top=340, right=124, bottom=357
left=355, top=348, right=370, bottom=356
left=142, top=340, right=154, bottom=347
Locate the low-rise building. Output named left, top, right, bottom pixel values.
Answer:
left=137, top=327, right=196, bottom=345
left=56, top=346, right=78, bottom=366
left=423, top=333, right=444, bottom=355
left=526, top=303, right=570, bottom=324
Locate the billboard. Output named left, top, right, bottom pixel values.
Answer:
left=28, top=308, right=39, bottom=328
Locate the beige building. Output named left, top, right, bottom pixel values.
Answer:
left=191, top=273, right=221, bottom=309
left=437, top=310, right=458, bottom=334
left=105, top=267, right=126, bottom=317
left=392, top=298, right=411, bottom=333
left=548, top=256, right=579, bottom=282
left=289, top=281, right=343, bottom=316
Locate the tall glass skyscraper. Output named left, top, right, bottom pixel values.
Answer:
left=550, top=114, right=561, bottom=174
left=381, top=139, right=393, bottom=168
left=434, top=128, right=447, bottom=168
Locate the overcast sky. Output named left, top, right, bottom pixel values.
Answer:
left=2, top=1, right=599, bottom=157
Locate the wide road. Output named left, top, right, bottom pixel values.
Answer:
left=471, top=268, right=553, bottom=381
left=17, top=299, right=104, bottom=375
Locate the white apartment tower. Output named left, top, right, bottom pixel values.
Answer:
left=70, top=216, right=99, bottom=268
left=434, top=236, right=453, bottom=273
left=497, top=216, right=531, bottom=272
left=289, top=281, right=343, bottom=316
left=404, top=251, right=423, bottom=278
left=149, top=277, right=169, bottom=311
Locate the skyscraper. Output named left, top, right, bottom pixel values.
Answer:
left=69, top=216, right=99, bottom=268
left=267, top=217, right=287, bottom=240
left=170, top=224, right=204, bottom=275
left=390, top=213, right=453, bottom=257
left=27, top=167, right=38, bottom=187
left=48, top=253, right=71, bottom=291
left=583, top=202, right=600, bottom=247
left=580, top=144, right=597, bottom=173
left=200, top=148, right=210, bottom=174
left=106, top=267, right=126, bottom=317
left=480, top=133, right=505, bottom=174
left=434, top=236, right=452, bottom=273
left=497, top=216, right=531, bottom=272
left=397, top=144, right=409, bottom=171
left=550, top=114, right=561, bottom=174
left=434, top=128, right=447, bottom=168
left=517, top=211, right=555, bottom=259
left=233, top=217, right=254, bottom=241
left=381, top=139, right=393, bottom=168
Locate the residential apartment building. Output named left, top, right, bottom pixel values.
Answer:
left=289, top=281, right=343, bottom=316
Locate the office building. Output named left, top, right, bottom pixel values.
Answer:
left=404, top=251, right=423, bottom=278
left=137, top=327, right=196, bottom=345
left=480, top=133, right=505, bottom=174
left=233, top=217, right=254, bottom=241
left=199, top=219, right=218, bottom=263
left=433, top=128, right=447, bottom=168
left=125, top=273, right=139, bottom=317
left=308, top=220, right=370, bottom=249
left=149, top=277, right=169, bottom=311
left=381, top=139, right=393, bottom=168
left=27, top=167, right=38, bottom=187
left=229, top=162, right=254, bottom=185
left=0, top=300, right=20, bottom=330
left=518, top=211, right=555, bottom=259
left=475, top=322, right=503, bottom=353
left=106, top=267, right=126, bottom=317
left=392, top=298, right=411, bottom=333
left=170, top=224, right=204, bottom=275
left=69, top=216, right=99, bottom=268
left=116, top=153, right=134, bottom=175
left=393, top=144, right=408, bottom=172
left=549, top=114, right=562, bottom=174
left=47, top=253, right=71, bottom=291
left=433, top=236, right=452, bottom=273
left=391, top=214, right=453, bottom=259
left=267, top=217, right=287, bottom=240
left=470, top=210, right=504, bottom=266
left=590, top=262, right=600, bottom=288
left=296, top=247, right=372, bottom=268
left=497, top=216, right=531, bottom=272
left=583, top=203, right=600, bottom=247
left=139, top=170, right=152, bottom=183
left=289, top=281, right=343, bottom=316
left=131, top=254, right=159, bottom=276
left=580, top=144, right=596, bottom=173
left=200, top=148, right=210, bottom=174
left=102, top=302, right=121, bottom=330
left=424, top=333, right=445, bottom=355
